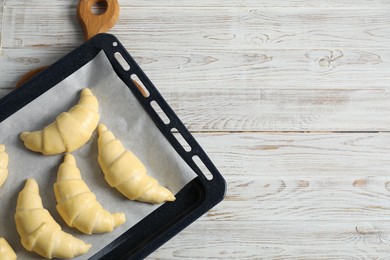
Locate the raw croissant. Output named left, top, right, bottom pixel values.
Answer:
left=20, top=88, right=100, bottom=155
left=15, top=179, right=91, bottom=259
left=0, top=237, right=17, bottom=260
left=54, top=154, right=126, bottom=234
left=97, top=124, right=176, bottom=204
left=0, top=145, right=8, bottom=188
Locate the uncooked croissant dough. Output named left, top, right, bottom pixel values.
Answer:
left=54, top=154, right=126, bottom=234
left=20, top=88, right=100, bottom=155
left=97, top=124, right=176, bottom=204
left=0, top=237, right=17, bottom=260
left=15, top=179, right=91, bottom=259
left=0, top=145, right=8, bottom=188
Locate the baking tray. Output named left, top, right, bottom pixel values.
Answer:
left=0, top=33, right=226, bottom=259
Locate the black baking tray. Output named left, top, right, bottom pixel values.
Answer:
left=0, top=33, right=226, bottom=259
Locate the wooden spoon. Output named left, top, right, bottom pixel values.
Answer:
left=15, top=0, right=120, bottom=88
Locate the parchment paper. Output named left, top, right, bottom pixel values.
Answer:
left=0, top=51, right=197, bottom=259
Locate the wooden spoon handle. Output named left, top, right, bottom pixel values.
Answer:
left=78, top=0, right=120, bottom=40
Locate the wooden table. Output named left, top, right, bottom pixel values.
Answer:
left=1, top=1, right=390, bottom=259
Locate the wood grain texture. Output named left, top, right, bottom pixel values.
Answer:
left=195, top=133, right=390, bottom=221
left=5, top=0, right=390, bottom=8
left=149, top=132, right=390, bottom=258
left=167, top=88, right=390, bottom=131
left=193, top=133, right=390, bottom=178
left=3, top=7, right=390, bottom=50
left=149, top=219, right=390, bottom=259
left=2, top=0, right=390, bottom=259
left=1, top=48, right=390, bottom=131
left=2, top=48, right=389, bottom=90
left=126, top=48, right=390, bottom=90
left=78, top=0, right=120, bottom=40
left=0, top=49, right=70, bottom=90
left=2, top=4, right=390, bottom=131
left=3, top=82, right=390, bottom=132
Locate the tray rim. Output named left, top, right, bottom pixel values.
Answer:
left=0, top=33, right=226, bottom=259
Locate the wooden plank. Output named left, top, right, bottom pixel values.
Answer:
left=3, top=7, right=390, bottom=50
left=150, top=220, right=390, bottom=259
left=191, top=132, right=390, bottom=220
left=1, top=48, right=389, bottom=91
left=2, top=6, right=82, bottom=49
left=2, top=84, right=390, bottom=131
left=1, top=43, right=389, bottom=131
left=2, top=50, right=389, bottom=131
left=208, top=175, right=390, bottom=220
left=168, top=88, right=390, bottom=131
left=148, top=132, right=390, bottom=258
left=130, top=49, right=390, bottom=90
left=2, top=76, right=390, bottom=131
left=193, top=133, right=390, bottom=178
left=5, top=0, right=390, bottom=9
left=0, top=49, right=70, bottom=89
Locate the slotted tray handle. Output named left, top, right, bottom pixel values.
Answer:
left=105, top=37, right=226, bottom=186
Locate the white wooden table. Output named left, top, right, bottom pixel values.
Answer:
left=1, top=1, right=390, bottom=259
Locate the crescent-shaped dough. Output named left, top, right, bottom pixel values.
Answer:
left=97, top=124, right=175, bottom=204
left=54, top=154, right=126, bottom=234
left=0, top=145, right=8, bottom=188
left=15, top=179, right=91, bottom=259
left=0, top=237, right=17, bottom=260
left=20, top=88, right=100, bottom=155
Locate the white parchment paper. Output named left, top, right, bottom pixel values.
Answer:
left=0, top=51, right=196, bottom=259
